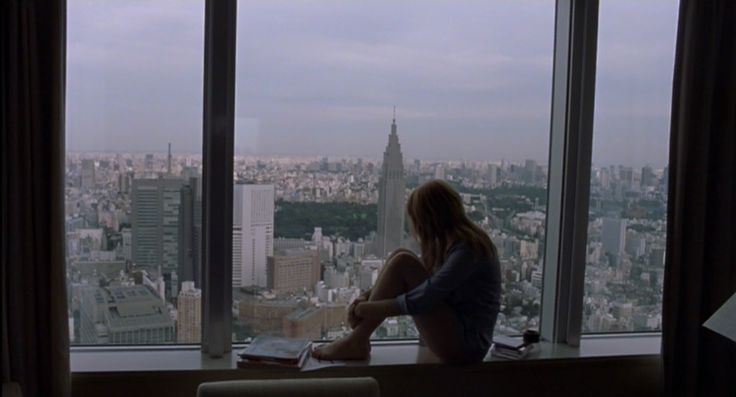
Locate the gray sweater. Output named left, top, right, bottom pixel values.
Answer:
left=396, top=241, right=502, bottom=359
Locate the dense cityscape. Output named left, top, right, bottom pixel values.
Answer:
left=65, top=119, right=666, bottom=345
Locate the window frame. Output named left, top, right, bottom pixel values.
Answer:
left=540, top=0, right=599, bottom=347
left=65, top=0, right=655, bottom=357
left=201, top=0, right=237, bottom=357
left=196, top=0, right=604, bottom=356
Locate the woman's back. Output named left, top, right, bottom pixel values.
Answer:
left=443, top=241, right=502, bottom=357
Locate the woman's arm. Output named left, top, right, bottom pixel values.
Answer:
left=396, top=246, right=478, bottom=316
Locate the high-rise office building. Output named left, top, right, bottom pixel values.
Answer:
left=167, top=142, right=173, bottom=175
left=81, top=159, right=96, bottom=190
left=641, top=165, right=656, bottom=187
left=178, top=177, right=201, bottom=288
left=376, top=111, right=406, bottom=258
left=602, top=217, right=627, bottom=256
left=176, top=281, right=201, bottom=343
left=233, top=184, right=274, bottom=288
left=266, top=249, right=320, bottom=294
left=131, top=178, right=191, bottom=283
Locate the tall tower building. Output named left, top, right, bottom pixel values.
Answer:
left=167, top=142, right=173, bottom=175
left=233, top=184, right=275, bottom=288
left=177, top=281, right=201, bottom=343
left=178, top=177, right=201, bottom=288
left=131, top=178, right=191, bottom=284
left=376, top=109, right=406, bottom=258
left=602, top=217, right=627, bottom=256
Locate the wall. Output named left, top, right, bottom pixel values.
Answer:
left=72, top=355, right=661, bottom=397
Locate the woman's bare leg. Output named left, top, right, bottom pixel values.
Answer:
left=372, top=248, right=417, bottom=283
left=313, top=252, right=466, bottom=362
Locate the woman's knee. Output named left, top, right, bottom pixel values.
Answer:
left=385, top=252, right=428, bottom=283
left=386, top=248, right=417, bottom=262
left=387, top=251, right=422, bottom=269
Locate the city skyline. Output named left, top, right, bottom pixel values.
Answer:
left=65, top=0, right=677, bottom=167
left=65, top=146, right=670, bottom=173
left=65, top=144, right=667, bottom=343
left=62, top=0, right=673, bottom=345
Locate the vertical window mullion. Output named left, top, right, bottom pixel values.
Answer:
left=201, top=0, right=237, bottom=357
left=541, top=0, right=598, bottom=346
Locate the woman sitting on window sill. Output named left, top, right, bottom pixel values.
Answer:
left=313, top=180, right=502, bottom=364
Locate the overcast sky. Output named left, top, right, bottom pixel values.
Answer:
left=66, top=0, right=678, bottom=167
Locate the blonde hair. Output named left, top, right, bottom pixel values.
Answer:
left=406, top=179, right=497, bottom=272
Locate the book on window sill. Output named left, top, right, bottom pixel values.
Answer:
left=490, top=344, right=530, bottom=360
left=490, top=343, right=540, bottom=360
left=237, top=336, right=312, bottom=367
left=492, top=335, right=526, bottom=351
left=237, top=348, right=310, bottom=369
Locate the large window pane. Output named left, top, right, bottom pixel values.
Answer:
left=583, top=0, right=678, bottom=333
left=232, top=1, right=554, bottom=342
left=65, top=0, right=204, bottom=345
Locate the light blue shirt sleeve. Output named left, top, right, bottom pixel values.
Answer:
left=396, top=245, right=478, bottom=315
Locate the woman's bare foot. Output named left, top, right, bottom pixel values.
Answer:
left=312, top=335, right=371, bottom=360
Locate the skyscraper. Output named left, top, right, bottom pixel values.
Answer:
left=167, top=142, right=173, bottom=175
left=641, top=165, right=656, bottom=187
left=80, top=159, right=96, bottom=190
left=177, top=281, right=201, bottom=343
left=602, top=217, right=627, bottom=256
left=131, top=178, right=191, bottom=282
left=376, top=109, right=406, bottom=258
left=233, top=184, right=275, bottom=288
left=178, top=177, right=201, bottom=288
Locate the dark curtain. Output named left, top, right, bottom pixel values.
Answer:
left=662, top=0, right=736, bottom=396
left=1, top=1, right=70, bottom=397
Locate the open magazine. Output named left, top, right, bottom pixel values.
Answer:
left=238, top=336, right=312, bottom=368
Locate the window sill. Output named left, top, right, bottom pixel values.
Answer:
left=71, top=333, right=660, bottom=373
